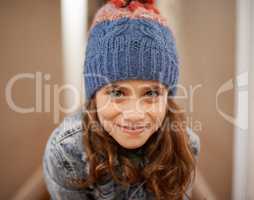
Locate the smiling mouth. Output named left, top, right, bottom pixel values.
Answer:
left=116, top=124, right=150, bottom=130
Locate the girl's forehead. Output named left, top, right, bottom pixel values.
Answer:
left=104, top=80, right=167, bottom=89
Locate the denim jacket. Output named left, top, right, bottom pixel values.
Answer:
left=42, top=108, right=201, bottom=200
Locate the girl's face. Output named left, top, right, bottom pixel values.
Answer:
left=95, top=79, right=169, bottom=149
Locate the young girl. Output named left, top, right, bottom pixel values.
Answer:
left=42, top=0, right=201, bottom=200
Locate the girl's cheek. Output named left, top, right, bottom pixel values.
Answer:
left=146, top=101, right=167, bottom=124
left=141, top=98, right=167, bottom=113
left=98, top=103, right=119, bottom=118
left=96, top=106, right=118, bottom=133
left=96, top=95, right=120, bottom=113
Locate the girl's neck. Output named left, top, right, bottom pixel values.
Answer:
left=118, top=145, right=145, bottom=160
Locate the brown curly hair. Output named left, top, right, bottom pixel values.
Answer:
left=78, top=96, right=197, bottom=200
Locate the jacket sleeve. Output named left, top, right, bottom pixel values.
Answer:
left=183, top=127, right=201, bottom=200
left=186, top=127, right=201, bottom=161
left=42, top=123, right=94, bottom=200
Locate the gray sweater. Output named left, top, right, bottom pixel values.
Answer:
left=42, top=109, right=201, bottom=200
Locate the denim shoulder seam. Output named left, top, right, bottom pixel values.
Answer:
left=55, top=109, right=84, bottom=144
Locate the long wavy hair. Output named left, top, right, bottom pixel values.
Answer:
left=78, top=96, right=197, bottom=200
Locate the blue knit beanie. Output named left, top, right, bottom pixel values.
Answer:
left=83, top=0, right=179, bottom=101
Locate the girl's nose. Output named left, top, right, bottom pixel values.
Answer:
left=122, top=110, right=145, bottom=124
left=121, top=97, right=144, bottom=113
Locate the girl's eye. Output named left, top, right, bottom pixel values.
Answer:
left=108, top=89, right=124, bottom=97
left=145, top=90, right=160, bottom=97
left=106, top=89, right=161, bottom=98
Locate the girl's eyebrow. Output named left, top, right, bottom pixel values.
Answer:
left=142, top=85, right=165, bottom=90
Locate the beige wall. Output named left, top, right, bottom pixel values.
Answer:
left=159, top=0, right=235, bottom=199
left=0, top=0, right=62, bottom=199
left=0, top=0, right=236, bottom=199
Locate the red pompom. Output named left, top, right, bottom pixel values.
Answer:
left=143, top=0, right=155, bottom=4
left=128, top=1, right=144, bottom=12
left=144, top=3, right=160, bottom=14
left=110, top=0, right=156, bottom=7
left=110, top=0, right=159, bottom=14
left=110, top=0, right=127, bottom=7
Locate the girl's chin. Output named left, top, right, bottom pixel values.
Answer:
left=114, top=135, right=148, bottom=149
left=117, top=142, right=144, bottom=149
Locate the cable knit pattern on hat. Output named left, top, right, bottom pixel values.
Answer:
left=83, top=0, right=180, bottom=101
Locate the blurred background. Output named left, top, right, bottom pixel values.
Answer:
left=0, top=0, right=252, bottom=199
